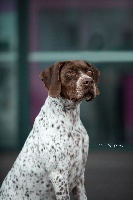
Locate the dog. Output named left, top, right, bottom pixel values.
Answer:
left=0, top=60, right=100, bottom=200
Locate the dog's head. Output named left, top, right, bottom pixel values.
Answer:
left=39, top=60, right=100, bottom=102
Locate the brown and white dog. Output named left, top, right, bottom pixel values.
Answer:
left=0, top=60, right=100, bottom=200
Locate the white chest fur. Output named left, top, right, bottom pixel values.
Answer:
left=0, top=96, right=89, bottom=200
left=34, top=96, right=89, bottom=188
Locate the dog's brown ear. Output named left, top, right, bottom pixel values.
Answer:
left=39, top=62, right=65, bottom=98
left=86, top=62, right=100, bottom=95
left=88, top=63, right=100, bottom=84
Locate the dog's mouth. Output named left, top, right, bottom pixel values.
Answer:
left=70, top=90, right=94, bottom=102
left=84, top=91, right=94, bottom=101
left=69, top=83, right=96, bottom=103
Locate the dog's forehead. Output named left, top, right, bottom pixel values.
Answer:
left=62, top=60, right=90, bottom=72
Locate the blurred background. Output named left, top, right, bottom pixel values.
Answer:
left=0, top=0, right=133, bottom=199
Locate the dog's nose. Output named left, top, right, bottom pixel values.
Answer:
left=83, top=77, right=93, bottom=85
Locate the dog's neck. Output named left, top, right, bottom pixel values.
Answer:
left=45, top=96, right=81, bottom=113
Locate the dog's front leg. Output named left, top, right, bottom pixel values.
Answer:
left=49, top=170, right=70, bottom=200
left=72, top=173, right=87, bottom=200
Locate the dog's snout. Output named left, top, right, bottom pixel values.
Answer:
left=82, top=77, right=93, bottom=86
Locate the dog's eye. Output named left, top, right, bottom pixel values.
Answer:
left=86, top=70, right=92, bottom=76
left=67, top=70, right=76, bottom=76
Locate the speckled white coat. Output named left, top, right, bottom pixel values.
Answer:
left=0, top=96, right=89, bottom=200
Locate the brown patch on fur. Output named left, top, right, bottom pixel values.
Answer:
left=39, top=62, right=66, bottom=97
left=85, top=62, right=100, bottom=95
